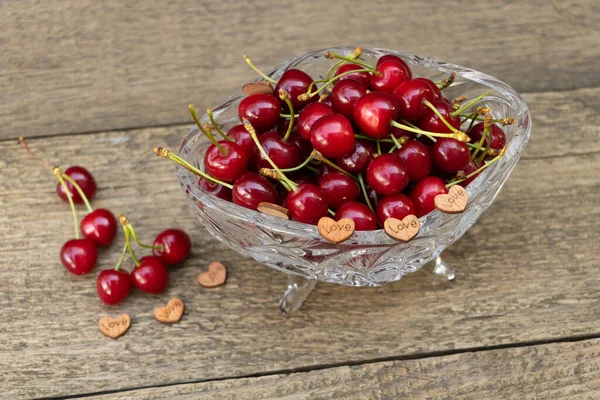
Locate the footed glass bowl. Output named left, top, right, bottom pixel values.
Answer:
left=177, top=47, right=531, bottom=314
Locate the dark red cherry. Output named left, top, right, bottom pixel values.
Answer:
left=198, top=178, right=232, bottom=201
left=276, top=118, right=295, bottom=137
left=377, top=55, right=412, bottom=76
left=469, top=123, right=507, bottom=151
left=395, top=140, right=432, bottom=182
left=204, top=141, right=248, bottom=182
left=334, top=64, right=371, bottom=87
left=275, top=69, right=316, bottom=110
left=153, top=229, right=191, bottom=265
left=335, top=201, right=377, bottom=231
left=412, top=78, right=442, bottom=101
left=232, top=172, right=279, bottom=210
left=310, top=113, right=355, bottom=158
left=292, top=173, right=317, bottom=186
left=287, top=135, right=313, bottom=160
left=238, top=93, right=280, bottom=132
left=132, top=256, right=169, bottom=294
left=320, top=96, right=333, bottom=107
left=97, top=269, right=132, bottom=305
left=60, top=238, right=98, bottom=275
left=392, top=79, right=438, bottom=121
left=366, top=153, right=409, bottom=195
left=297, top=102, right=334, bottom=140
left=316, top=163, right=334, bottom=180
left=80, top=208, right=118, bottom=246
left=286, top=184, right=328, bottom=224
left=227, top=124, right=255, bottom=160
left=432, top=138, right=470, bottom=173
left=56, top=166, right=96, bottom=204
left=376, top=194, right=415, bottom=225
left=370, top=60, right=411, bottom=94
left=353, top=92, right=399, bottom=139
left=256, top=131, right=300, bottom=170
left=460, top=159, right=482, bottom=186
left=337, top=139, right=376, bottom=174
left=418, top=100, right=461, bottom=133
left=410, top=176, right=448, bottom=217
left=331, top=79, right=368, bottom=120
left=319, top=171, right=360, bottom=208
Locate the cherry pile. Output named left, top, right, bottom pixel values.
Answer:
left=19, top=138, right=191, bottom=305
left=157, top=47, right=514, bottom=231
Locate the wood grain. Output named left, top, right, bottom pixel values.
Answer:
left=0, top=87, right=598, bottom=398
left=1, top=0, right=599, bottom=139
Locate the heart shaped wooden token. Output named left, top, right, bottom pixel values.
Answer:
left=154, top=298, right=185, bottom=324
left=434, top=185, right=468, bottom=214
left=99, top=314, right=130, bottom=339
left=257, top=202, right=289, bottom=219
left=384, top=215, right=420, bottom=242
left=197, top=261, right=227, bottom=288
left=318, top=217, right=355, bottom=244
left=242, top=82, right=274, bottom=96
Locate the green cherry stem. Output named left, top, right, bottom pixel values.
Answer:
left=447, top=148, right=506, bottom=188
left=390, top=120, right=470, bottom=142
left=61, top=174, right=93, bottom=212
left=325, top=47, right=363, bottom=81
left=118, top=214, right=140, bottom=267
left=358, top=173, right=375, bottom=214
left=311, top=150, right=357, bottom=181
left=280, top=154, right=313, bottom=173
left=300, top=68, right=378, bottom=101
left=422, top=100, right=461, bottom=134
left=189, top=104, right=226, bottom=155
left=323, top=51, right=376, bottom=71
left=280, top=113, right=299, bottom=119
left=278, top=90, right=295, bottom=142
left=451, top=91, right=491, bottom=117
left=435, top=72, right=456, bottom=90
left=54, top=167, right=79, bottom=239
left=206, top=109, right=232, bottom=141
left=470, top=115, right=492, bottom=161
left=354, top=134, right=393, bottom=143
left=119, top=215, right=162, bottom=250
left=376, top=140, right=382, bottom=155
left=243, top=55, right=277, bottom=84
left=113, top=241, right=128, bottom=271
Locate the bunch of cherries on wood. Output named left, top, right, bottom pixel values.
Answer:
left=157, top=47, right=513, bottom=232
left=19, top=138, right=191, bottom=305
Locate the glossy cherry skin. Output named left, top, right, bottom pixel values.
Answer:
left=132, top=256, right=169, bottom=294
left=204, top=141, right=248, bottom=182
left=297, top=102, right=334, bottom=140
left=418, top=100, right=461, bottom=133
left=469, top=123, right=507, bottom=151
left=331, top=79, right=368, bottom=120
left=287, top=135, right=312, bottom=160
left=337, top=139, right=376, bottom=174
left=238, top=93, right=280, bottom=132
left=335, top=201, right=377, bottom=231
left=353, top=92, right=399, bottom=139
left=56, top=166, right=97, bottom=204
left=286, top=184, right=328, bottom=224
left=310, top=113, right=355, bottom=158
left=153, top=229, right=192, bottom=265
left=256, top=131, right=300, bottom=170
left=275, top=69, right=316, bottom=110
left=60, top=238, right=98, bottom=275
left=460, top=159, right=482, bottom=186
left=412, top=78, right=442, bottom=101
left=319, top=171, right=360, bottom=208
left=97, top=269, right=132, bottom=306
left=80, top=208, right=118, bottom=246
left=376, top=193, right=416, bottom=225
left=370, top=60, right=411, bottom=94
left=377, top=54, right=412, bottom=76
left=227, top=124, right=255, bottom=160
left=334, top=64, right=371, bottom=88
left=232, top=172, right=279, bottom=210
left=410, top=176, right=448, bottom=217
left=392, top=79, right=438, bottom=121
left=395, top=140, right=432, bottom=182
left=198, top=178, right=232, bottom=201
left=432, top=138, right=470, bottom=173
left=366, top=153, right=409, bottom=195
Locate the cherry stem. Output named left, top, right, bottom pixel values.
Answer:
left=376, top=140, right=382, bottom=155
left=243, top=55, right=277, bottom=84
left=323, top=51, right=376, bottom=72
left=61, top=174, right=93, bottom=212
left=328, top=208, right=336, bottom=217
left=447, top=148, right=505, bottom=188
left=325, top=47, right=362, bottom=81
left=470, top=115, right=492, bottom=161
left=388, top=134, right=403, bottom=152
left=113, top=242, right=128, bottom=272
left=301, top=68, right=378, bottom=101
left=311, top=150, right=357, bottom=181
left=280, top=154, right=313, bottom=172
left=118, top=214, right=140, bottom=267
left=189, top=104, right=226, bottom=155
left=451, top=92, right=490, bottom=117
left=390, top=120, right=469, bottom=142
left=422, top=100, right=461, bottom=134
left=460, top=114, right=516, bottom=125
left=355, top=134, right=393, bottom=143
left=280, top=113, right=299, bottom=118
left=18, top=136, right=54, bottom=169
left=278, top=90, right=295, bottom=142
left=55, top=167, right=79, bottom=239
left=435, top=72, right=456, bottom=90
left=206, top=109, right=232, bottom=141
left=358, top=173, right=375, bottom=214
left=127, top=222, right=161, bottom=250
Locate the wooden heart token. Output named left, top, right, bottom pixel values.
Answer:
left=99, top=314, right=130, bottom=339
left=384, top=215, right=420, bottom=242
left=197, top=261, right=227, bottom=288
left=153, top=298, right=185, bottom=324
left=257, top=202, right=289, bottom=219
left=317, top=217, right=355, bottom=244
left=242, top=82, right=274, bottom=96
left=434, top=185, right=468, bottom=214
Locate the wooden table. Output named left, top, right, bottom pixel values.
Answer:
left=1, top=1, right=599, bottom=398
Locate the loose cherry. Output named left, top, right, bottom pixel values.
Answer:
left=469, top=123, right=507, bottom=151
left=395, top=140, right=432, bottom=182
left=275, top=69, right=316, bottom=110
left=335, top=201, right=377, bottom=231
left=376, top=194, right=415, bottom=225
left=204, top=141, right=248, bottom=182
left=334, top=64, right=371, bottom=88
left=132, top=256, right=169, bottom=294
left=370, top=60, right=411, bottom=94
left=331, top=79, right=368, bottom=120
left=366, top=153, right=409, bottom=195
left=353, top=92, right=399, bottom=139
left=432, top=138, right=470, bottom=173
left=238, top=93, right=280, bottom=132
left=198, top=178, right=232, bottom=201
left=297, top=102, right=334, bottom=140
left=56, top=166, right=97, bottom=205
left=286, top=184, right=328, bottom=224
left=80, top=208, right=118, bottom=246
left=60, top=238, right=98, bottom=275
left=256, top=131, right=301, bottom=170
left=418, top=100, right=461, bottom=133
left=227, top=124, right=256, bottom=160
left=319, top=171, right=360, bottom=208
left=97, top=269, right=132, bottom=305
left=392, top=79, right=438, bottom=121
left=310, top=113, right=355, bottom=158
left=337, top=139, right=376, bottom=174
left=153, top=229, right=191, bottom=265
left=232, top=172, right=279, bottom=210
left=410, top=176, right=448, bottom=217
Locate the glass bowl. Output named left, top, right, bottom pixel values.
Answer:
left=177, top=47, right=531, bottom=314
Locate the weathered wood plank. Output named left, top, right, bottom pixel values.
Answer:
left=1, top=0, right=599, bottom=139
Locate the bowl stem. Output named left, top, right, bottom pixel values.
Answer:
left=279, top=275, right=317, bottom=316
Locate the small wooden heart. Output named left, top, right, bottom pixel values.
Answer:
left=197, top=261, right=227, bottom=288
left=99, top=314, right=130, bottom=339
left=257, top=202, right=289, bottom=219
left=154, top=298, right=185, bottom=324
left=242, top=82, right=274, bottom=96
left=384, top=215, right=420, bottom=242
left=318, top=217, right=355, bottom=244
left=434, top=185, right=468, bottom=214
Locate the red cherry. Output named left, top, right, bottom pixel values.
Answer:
left=153, top=229, right=191, bottom=265
left=288, top=135, right=313, bottom=160
left=432, top=138, right=470, bottom=173
left=232, top=172, right=279, bottom=210
left=316, top=163, right=334, bottom=180
left=204, top=141, right=248, bottom=182
left=286, top=184, right=328, bottom=224
left=395, top=140, right=432, bottom=182
left=297, top=102, right=334, bottom=140
left=238, top=93, right=280, bottom=132
left=334, top=64, right=371, bottom=87
left=392, top=79, right=438, bottom=121
left=366, top=153, right=409, bottom=195
left=320, top=96, right=333, bottom=107
left=56, top=166, right=97, bottom=204
left=132, top=256, right=169, bottom=294
left=460, top=159, right=482, bottom=186
left=97, top=269, right=132, bottom=305
left=276, top=118, right=295, bottom=137
left=227, top=124, right=255, bottom=160
left=469, top=123, right=507, bottom=151
left=337, top=139, right=376, bottom=174
left=198, top=178, right=232, bottom=201
left=410, top=176, right=448, bottom=217
left=370, top=60, right=411, bottom=94
left=376, top=194, right=415, bottom=225
left=60, top=238, right=98, bottom=275
left=256, top=131, right=300, bottom=170
left=275, top=69, right=316, bottom=110
left=331, top=79, right=368, bottom=120
left=412, top=78, right=442, bottom=101
left=353, top=92, right=399, bottom=139
left=319, top=171, right=360, bottom=208
left=335, top=201, right=377, bottom=231
left=377, top=55, right=412, bottom=77
left=80, top=208, right=118, bottom=246
left=310, top=113, right=355, bottom=158
left=418, top=100, right=461, bottom=133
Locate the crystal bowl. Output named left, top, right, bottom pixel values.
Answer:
left=177, top=47, right=531, bottom=314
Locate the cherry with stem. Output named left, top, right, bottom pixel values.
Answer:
left=451, top=92, right=491, bottom=117
left=243, top=55, right=277, bottom=84
left=278, top=89, right=295, bottom=142
left=447, top=147, right=506, bottom=188
left=470, top=114, right=493, bottom=161
left=206, top=109, right=232, bottom=141
left=357, top=173, right=375, bottom=214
